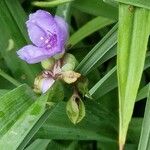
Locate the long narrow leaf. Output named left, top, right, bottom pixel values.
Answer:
left=68, top=16, right=115, bottom=47
left=117, top=4, right=150, bottom=148
left=138, top=84, right=150, bottom=150
left=32, top=0, right=73, bottom=7
left=76, top=24, right=117, bottom=75
left=0, top=0, right=40, bottom=85
left=89, top=54, right=150, bottom=100
left=72, top=0, right=118, bottom=19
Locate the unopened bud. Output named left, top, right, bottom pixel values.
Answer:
left=34, top=75, right=55, bottom=94
left=41, top=58, right=55, bottom=70
left=53, top=52, right=64, bottom=60
left=61, top=53, right=78, bottom=72
left=66, top=95, right=85, bottom=124
left=76, top=77, right=92, bottom=98
left=60, top=71, right=81, bottom=84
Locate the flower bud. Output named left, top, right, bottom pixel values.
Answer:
left=61, top=53, right=78, bottom=72
left=41, top=58, right=55, bottom=70
left=60, top=71, right=81, bottom=84
left=76, top=77, right=92, bottom=98
left=53, top=52, right=64, bottom=60
left=34, top=74, right=55, bottom=94
left=66, top=95, right=85, bottom=124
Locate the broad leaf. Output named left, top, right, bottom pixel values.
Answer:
left=0, top=82, right=64, bottom=150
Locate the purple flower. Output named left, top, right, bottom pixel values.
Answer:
left=17, top=10, right=68, bottom=64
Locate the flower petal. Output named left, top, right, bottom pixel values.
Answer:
left=54, top=16, right=69, bottom=48
left=41, top=77, right=55, bottom=93
left=17, top=45, right=60, bottom=64
left=27, top=10, right=58, bottom=38
left=26, top=22, right=47, bottom=47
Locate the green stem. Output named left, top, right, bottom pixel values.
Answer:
left=0, top=69, right=21, bottom=87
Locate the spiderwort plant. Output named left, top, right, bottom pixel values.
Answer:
left=17, top=10, right=88, bottom=124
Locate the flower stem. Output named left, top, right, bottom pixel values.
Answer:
left=0, top=68, right=21, bottom=87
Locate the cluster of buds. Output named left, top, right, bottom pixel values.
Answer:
left=34, top=53, right=89, bottom=124
left=34, top=53, right=81, bottom=94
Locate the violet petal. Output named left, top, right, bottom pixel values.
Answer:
left=26, top=22, right=47, bottom=47
left=41, top=77, right=55, bottom=93
left=54, top=16, right=68, bottom=46
left=17, top=45, right=61, bottom=64
left=27, top=10, right=58, bottom=41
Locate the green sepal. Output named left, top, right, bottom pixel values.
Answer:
left=76, top=77, right=92, bottom=99
left=61, top=53, right=78, bottom=72
left=66, top=95, right=85, bottom=124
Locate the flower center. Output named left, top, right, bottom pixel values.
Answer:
left=40, top=31, right=57, bottom=49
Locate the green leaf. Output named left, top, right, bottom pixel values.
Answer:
left=136, top=84, right=149, bottom=101
left=56, top=0, right=71, bottom=21
left=47, top=81, right=64, bottom=103
left=125, top=145, right=137, bottom=150
left=32, top=0, right=73, bottom=8
left=117, top=4, right=150, bottom=148
left=36, top=100, right=118, bottom=142
left=25, top=139, right=50, bottom=150
left=104, top=0, right=118, bottom=8
left=127, top=118, right=143, bottom=144
left=114, top=0, right=150, bottom=10
left=25, top=139, right=77, bottom=150
left=0, top=84, right=36, bottom=138
left=72, top=0, right=118, bottom=20
left=0, top=85, right=46, bottom=150
left=4, top=0, right=29, bottom=42
left=138, top=85, right=150, bottom=150
left=68, top=16, right=115, bottom=47
left=76, top=24, right=117, bottom=75
left=0, top=68, right=21, bottom=87
left=0, top=84, right=61, bottom=150
left=0, top=89, right=9, bottom=97
left=16, top=82, right=64, bottom=150
left=0, top=0, right=40, bottom=85
left=89, top=66, right=117, bottom=99
left=17, top=109, right=54, bottom=150
left=47, top=140, right=77, bottom=150
left=89, top=53, right=150, bottom=100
